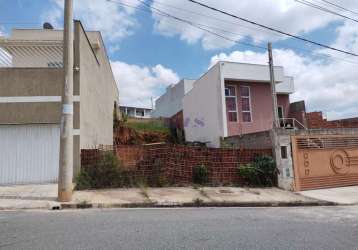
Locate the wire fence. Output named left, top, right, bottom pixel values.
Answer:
left=81, top=143, right=273, bottom=186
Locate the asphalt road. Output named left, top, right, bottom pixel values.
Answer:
left=0, top=206, right=358, bottom=250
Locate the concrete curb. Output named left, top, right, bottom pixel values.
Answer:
left=60, top=200, right=338, bottom=209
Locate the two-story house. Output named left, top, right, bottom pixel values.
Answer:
left=0, top=21, right=119, bottom=185
left=154, top=61, right=300, bottom=147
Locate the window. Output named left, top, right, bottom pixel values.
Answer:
left=240, top=86, right=252, bottom=122
left=281, top=146, right=288, bottom=159
left=225, top=85, right=238, bottom=122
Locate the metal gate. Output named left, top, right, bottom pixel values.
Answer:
left=291, top=135, right=358, bottom=191
left=0, top=124, right=60, bottom=185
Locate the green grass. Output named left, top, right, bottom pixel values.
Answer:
left=125, top=121, right=170, bottom=134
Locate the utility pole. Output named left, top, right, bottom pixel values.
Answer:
left=58, top=0, right=74, bottom=202
left=268, top=42, right=279, bottom=128
left=268, top=42, right=280, bottom=168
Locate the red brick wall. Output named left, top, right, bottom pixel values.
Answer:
left=306, top=112, right=358, bottom=129
left=81, top=144, right=272, bottom=186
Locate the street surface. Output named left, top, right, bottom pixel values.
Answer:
left=0, top=206, right=358, bottom=250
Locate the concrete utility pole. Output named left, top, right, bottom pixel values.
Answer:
left=58, top=0, right=74, bottom=202
left=268, top=42, right=279, bottom=128
left=268, top=42, right=280, bottom=167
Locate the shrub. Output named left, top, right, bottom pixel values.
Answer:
left=192, top=164, right=208, bottom=185
left=75, top=169, right=92, bottom=190
left=238, top=155, right=277, bottom=187
left=76, top=151, right=123, bottom=190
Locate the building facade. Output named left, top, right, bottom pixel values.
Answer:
left=0, top=21, right=119, bottom=185
left=182, top=61, right=296, bottom=147
left=152, top=79, right=195, bottom=118
left=120, top=105, right=152, bottom=119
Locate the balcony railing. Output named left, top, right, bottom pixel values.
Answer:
left=278, top=118, right=307, bottom=130
left=0, top=40, right=63, bottom=68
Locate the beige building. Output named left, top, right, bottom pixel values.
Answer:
left=0, top=21, right=119, bottom=185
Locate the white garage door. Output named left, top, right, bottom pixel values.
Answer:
left=0, top=124, right=60, bottom=185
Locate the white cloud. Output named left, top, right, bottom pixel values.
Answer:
left=151, top=0, right=358, bottom=50
left=111, top=61, right=179, bottom=108
left=42, top=0, right=140, bottom=42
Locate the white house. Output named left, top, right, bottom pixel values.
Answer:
left=152, top=79, right=195, bottom=118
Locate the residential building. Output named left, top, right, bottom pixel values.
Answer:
left=152, top=79, right=195, bottom=118
left=154, top=61, right=298, bottom=147
left=183, top=61, right=297, bottom=147
left=120, top=105, right=152, bottom=118
left=0, top=21, right=119, bottom=185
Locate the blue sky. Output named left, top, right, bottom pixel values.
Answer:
left=1, top=0, right=357, bottom=118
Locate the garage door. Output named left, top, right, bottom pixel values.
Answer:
left=292, top=135, right=358, bottom=191
left=0, top=124, right=60, bottom=185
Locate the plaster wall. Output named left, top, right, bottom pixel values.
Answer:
left=183, top=64, right=225, bottom=147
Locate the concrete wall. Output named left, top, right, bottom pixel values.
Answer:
left=75, top=21, right=119, bottom=148
left=11, top=29, right=63, bottom=40
left=220, top=61, right=285, bottom=83
left=153, top=79, right=195, bottom=118
left=0, top=68, right=63, bottom=124
left=276, top=76, right=294, bottom=94
left=222, top=130, right=272, bottom=149
left=183, top=63, right=225, bottom=147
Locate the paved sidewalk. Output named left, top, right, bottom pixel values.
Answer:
left=0, top=184, right=59, bottom=210
left=0, top=184, right=331, bottom=210
left=299, top=186, right=358, bottom=205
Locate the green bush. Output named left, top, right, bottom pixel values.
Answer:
left=75, top=169, right=92, bottom=190
left=76, top=151, right=125, bottom=190
left=238, top=155, right=277, bottom=187
left=192, top=164, right=208, bottom=185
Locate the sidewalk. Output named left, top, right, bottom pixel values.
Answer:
left=300, top=186, right=358, bottom=205
left=0, top=184, right=334, bottom=210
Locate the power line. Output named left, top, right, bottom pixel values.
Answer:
left=107, top=0, right=358, bottom=65
left=108, top=0, right=267, bottom=51
left=186, top=0, right=358, bottom=57
left=294, top=0, right=358, bottom=23
left=319, top=0, right=358, bottom=16
left=149, top=0, right=358, bottom=65
left=150, top=0, right=285, bottom=40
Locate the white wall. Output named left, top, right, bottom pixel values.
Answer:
left=276, top=76, right=294, bottom=94
left=221, top=61, right=285, bottom=83
left=183, top=63, right=225, bottom=147
left=153, top=79, right=195, bottom=118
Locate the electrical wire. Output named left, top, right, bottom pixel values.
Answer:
left=319, top=0, right=358, bottom=16
left=107, top=0, right=358, bottom=65
left=294, top=0, right=358, bottom=23
left=108, top=0, right=267, bottom=51
left=186, top=0, right=358, bottom=57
